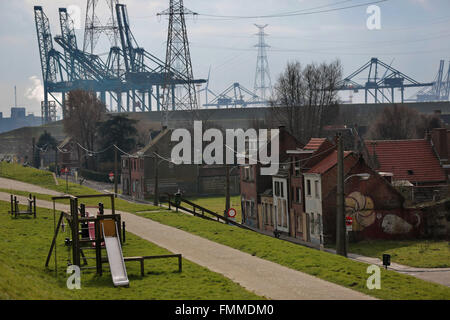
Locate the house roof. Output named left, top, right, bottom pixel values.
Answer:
left=304, top=138, right=327, bottom=151
left=307, top=151, right=352, bottom=174
left=366, top=139, right=446, bottom=183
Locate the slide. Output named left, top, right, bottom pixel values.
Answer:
left=101, top=220, right=129, bottom=287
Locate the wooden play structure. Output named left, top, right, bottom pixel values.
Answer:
left=45, top=193, right=182, bottom=287
left=9, top=194, right=36, bottom=218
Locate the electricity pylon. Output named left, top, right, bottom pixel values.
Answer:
left=254, top=24, right=272, bottom=101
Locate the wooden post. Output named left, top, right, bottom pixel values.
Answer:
left=14, top=196, right=18, bottom=218
left=114, top=148, right=118, bottom=198
left=72, top=198, right=80, bottom=267
left=168, top=194, right=171, bottom=210
left=33, top=196, right=36, bottom=219
left=336, top=133, right=347, bottom=257
left=117, top=216, right=122, bottom=245
left=178, top=255, right=182, bottom=273
left=45, top=212, right=64, bottom=268
left=110, top=195, right=115, bottom=215
left=95, top=219, right=102, bottom=276
left=122, top=221, right=126, bottom=244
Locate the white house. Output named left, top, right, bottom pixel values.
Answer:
left=303, top=173, right=324, bottom=246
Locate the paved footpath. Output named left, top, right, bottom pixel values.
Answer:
left=0, top=185, right=373, bottom=300
left=347, top=253, right=450, bottom=287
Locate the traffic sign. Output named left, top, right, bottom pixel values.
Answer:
left=346, top=216, right=353, bottom=232
left=109, top=172, right=114, bottom=182
left=227, top=208, right=237, bottom=219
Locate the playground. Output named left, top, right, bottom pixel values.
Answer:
left=0, top=199, right=261, bottom=299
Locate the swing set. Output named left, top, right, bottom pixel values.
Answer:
left=9, top=194, right=36, bottom=219
left=45, top=193, right=182, bottom=287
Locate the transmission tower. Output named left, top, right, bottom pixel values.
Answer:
left=254, top=24, right=272, bottom=101
left=158, top=0, right=198, bottom=126
left=83, top=0, right=119, bottom=55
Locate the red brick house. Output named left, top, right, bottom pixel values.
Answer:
left=303, top=151, right=424, bottom=245
left=365, top=138, right=448, bottom=203
left=240, top=126, right=302, bottom=229
left=286, top=138, right=336, bottom=241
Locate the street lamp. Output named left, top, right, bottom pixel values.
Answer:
left=345, top=173, right=370, bottom=184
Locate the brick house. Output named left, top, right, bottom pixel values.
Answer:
left=240, top=126, right=302, bottom=229
left=287, top=138, right=336, bottom=242
left=303, top=151, right=424, bottom=245
left=365, top=137, right=448, bottom=203
left=121, top=129, right=240, bottom=200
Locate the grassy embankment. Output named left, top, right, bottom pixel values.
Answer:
left=0, top=201, right=261, bottom=300
left=1, top=162, right=450, bottom=300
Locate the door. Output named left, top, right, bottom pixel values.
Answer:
left=305, top=213, right=311, bottom=242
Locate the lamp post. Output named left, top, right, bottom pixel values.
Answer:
left=153, top=153, right=166, bottom=207
left=342, top=173, right=370, bottom=256
left=336, top=131, right=371, bottom=257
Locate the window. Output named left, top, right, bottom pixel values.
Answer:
left=310, top=213, right=315, bottom=234
left=306, top=180, right=311, bottom=196
left=280, top=182, right=284, bottom=198
left=314, top=181, right=320, bottom=199
left=275, top=181, right=280, bottom=197
left=297, top=187, right=302, bottom=203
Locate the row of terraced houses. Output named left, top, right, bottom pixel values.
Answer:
left=240, top=127, right=450, bottom=245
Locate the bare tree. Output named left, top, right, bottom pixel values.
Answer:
left=63, top=90, right=106, bottom=169
left=366, top=104, right=443, bottom=140
left=269, top=60, right=342, bottom=144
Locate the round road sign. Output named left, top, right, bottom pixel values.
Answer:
left=227, top=208, right=237, bottom=219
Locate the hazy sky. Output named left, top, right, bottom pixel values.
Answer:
left=1, top=0, right=449, bottom=117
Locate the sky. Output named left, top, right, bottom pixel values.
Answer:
left=0, top=0, right=450, bottom=117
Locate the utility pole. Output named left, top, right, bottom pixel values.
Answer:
left=114, top=147, right=118, bottom=198
left=225, top=165, right=231, bottom=216
left=336, top=133, right=347, bottom=257
left=154, top=156, right=159, bottom=207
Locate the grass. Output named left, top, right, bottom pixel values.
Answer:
left=346, top=240, right=450, bottom=268
left=2, top=162, right=450, bottom=300
left=0, top=201, right=262, bottom=300
left=0, top=162, right=160, bottom=214
left=135, top=210, right=450, bottom=300
left=185, top=195, right=242, bottom=222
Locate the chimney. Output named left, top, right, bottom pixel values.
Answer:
left=432, top=128, right=448, bottom=160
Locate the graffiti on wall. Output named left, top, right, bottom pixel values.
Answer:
left=345, top=192, right=376, bottom=231
left=345, top=192, right=420, bottom=235
left=381, top=214, right=420, bottom=235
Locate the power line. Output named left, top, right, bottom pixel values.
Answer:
left=196, top=0, right=389, bottom=21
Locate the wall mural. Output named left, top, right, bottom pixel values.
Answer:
left=345, top=191, right=420, bottom=235
left=345, top=192, right=376, bottom=231
left=381, top=214, right=420, bottom=235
